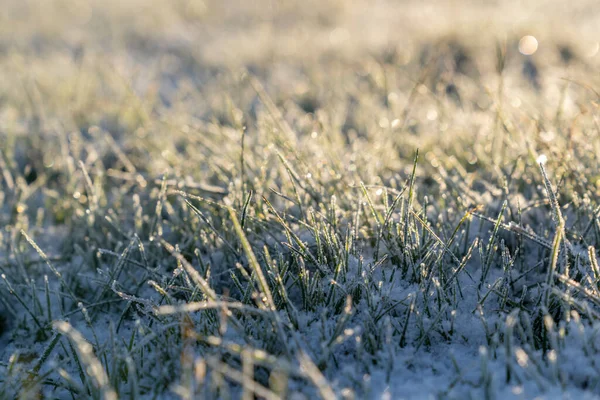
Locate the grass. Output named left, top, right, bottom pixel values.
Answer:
left=2, top=0, right=600, bottom=398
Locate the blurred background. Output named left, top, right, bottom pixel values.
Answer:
left=2, top=0, right=600, bottom=63
left=2, top=0, right=600, bottom=202
left=1, top=0, right=600, bottom=196
left=1, top=0, right=599, bottom=122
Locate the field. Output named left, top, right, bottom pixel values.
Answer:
left=2, top=0, right=600, bottom=398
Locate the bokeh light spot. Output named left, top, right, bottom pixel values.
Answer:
left=519, top=35, right=538, bottom=55
left=587, top=42, right=599, bottom=58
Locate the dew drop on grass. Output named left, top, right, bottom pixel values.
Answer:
left=537, top=154, right=547, bottom=165
left=540, top=131, right=555, bottom=143
left=512, top=385, right=524, bottom=395
left=426, top=109, right=438, bottom=121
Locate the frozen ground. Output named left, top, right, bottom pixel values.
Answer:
left=2, top=0, right=600, bottom=399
